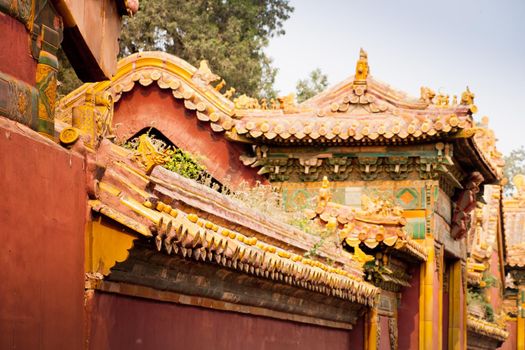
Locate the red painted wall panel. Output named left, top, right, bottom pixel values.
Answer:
left=398, top=266, right=420, bottom=350
left=0, top=120, right=85, bottom=349
left=498, top=320, right=517, bottom=350
left=0, top=13, right=36, bottom=84
left=113, top=85, right=264, bottom=187
left=379, top=315, right=391, bottom=350
left=348, top=316, right=365, bottom=349
left=489, top=249, right=503, bottom=311
left=88, top=292, right=355, bottom=350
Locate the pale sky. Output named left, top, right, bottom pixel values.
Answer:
left=266, top=0, right=525, bottom=155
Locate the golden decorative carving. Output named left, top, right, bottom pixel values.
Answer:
left=353, top=246, right=375, bottom=264
left=420, top=86, right=436, bottom=104
left=192, top=60, right=220, bottom=85
left=134, top=134, right=171, bottom=173
left=223, top=87, right=236, bottom=99
left=354, top=48, right=369, bottom=85
left=69, top=89, right=115, bottom=148
left=460, top=86, right=478, bottom=113
left=59, top=127, right=80, bottom=146
left=435, top=93, right=450, bottom=107
left=234, top=94, right=261, bottom=109
left=360, top=195, right=404, bottom=219
left=461, top=86, right=475, bottom=105
left=310, top=178, right=426, bottom=260
left=316, top=176, right=332, bottom=213
left=214, top=79, right=226, bottom=92
left=232, top=93, right=297, bottom=111
left=278, top=93, right=298, bottom=112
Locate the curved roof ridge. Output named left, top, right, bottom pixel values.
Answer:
left=57, top=51, right=237, bottom=133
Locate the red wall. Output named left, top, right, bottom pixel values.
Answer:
left=489, top=248, right=503, bottom=311
left=348, top=316, right=365, bottom=349
left=379, top=315, right=391, bottom=350
left=0, top=13, right=36, bottom=84
left=398, top=266, right=420, bottom=350
left=88, top=292, right=355, bottom=350
left=113, top=85, right=264, bottom=187
left=498, top=320, right=517, bottom=350
left=0, top=120, right=85, bottom=349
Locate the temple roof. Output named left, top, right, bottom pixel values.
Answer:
left=307, top=177, right=428, bottom=262
left=81, top=136, right=378, bottom=306
left=230, top=49, right=477, bottom=146
left=57, top=50, right=474, bottom=146
left=56, top=50, right=503, bottom=183
left=232, top=78, right=474, bottom=146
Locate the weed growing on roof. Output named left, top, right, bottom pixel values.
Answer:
left=164, top=148, right=206, bottom=180
left=123, top=132, right=329, bottom=246
left=123, top=130, right=206, bottom=181
left=466, top=271, right=499, bottom=322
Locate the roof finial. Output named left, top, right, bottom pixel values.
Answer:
left=460, top=86, right=478, bottom=114
left=354, top=48, right=369, bottom=85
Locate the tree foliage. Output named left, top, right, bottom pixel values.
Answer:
left=295, top=68, right=328, bottom=103
left=57, top=48, right=83, bottom=98
left=503, top=146, right=525, bottom=195
left=58, top=0, right=293, bottom=97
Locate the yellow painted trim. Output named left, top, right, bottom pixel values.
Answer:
left=518, top=313, right=525, bottom=350
left=463, top=267, right=467, bottom=350
left=419, top=261, right=425, bottom=350
left=448, top=261, right=461, bottom=350
left=438, top=245, right=443, bottom=350
left=420, top=238, right=435, bottom=350
left=85, top=216, right=137, bottom=276
left=60, top=52, right=235, bottom=117
left=401, top=209, right=426, bottom=219
left=366, top=307, right=378, bottom=350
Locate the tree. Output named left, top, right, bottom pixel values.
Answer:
left=295, top=68, right=328, bottom=103
left=58, top=0, right=293, bottom=97
left=503, top=146, right=525, bottom=195
left=57, top=49, right=82, bottom=98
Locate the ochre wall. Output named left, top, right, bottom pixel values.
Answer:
left=0, top=14, right=36, bottom=84
left=0, top=120, right=86, bottom=349
left=112, top=85, right=264, bottom=187
left=398, top=266, right=421, bottom=350
left=87, top=292, right=355, bottom=350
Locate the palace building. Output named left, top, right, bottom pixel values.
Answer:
left=1, top=4, right=523, bottom=348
